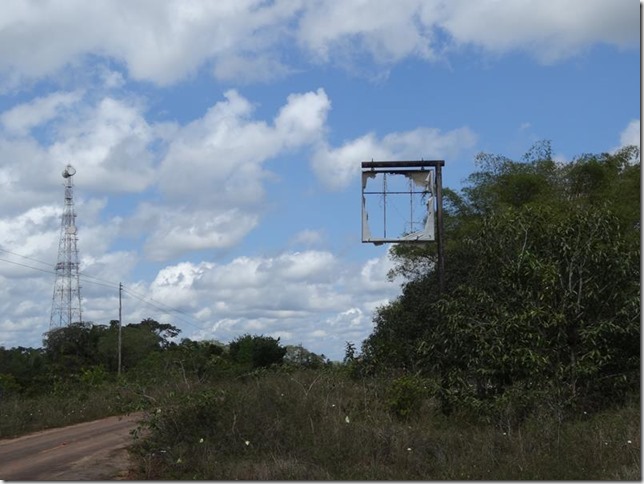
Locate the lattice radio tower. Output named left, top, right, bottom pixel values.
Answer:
left=50, top=164, right=83, bottom=328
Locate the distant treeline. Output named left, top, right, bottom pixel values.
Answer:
left=0, top=319, right=328, bottom=396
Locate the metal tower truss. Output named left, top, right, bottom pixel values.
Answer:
left=50, top=164, right=83, bottom=328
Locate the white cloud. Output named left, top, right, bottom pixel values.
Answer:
left=0, top=197, right=403, bottom=359
left=48, top=97, right=157, bottom=194
left=158, top=88, right=329, bottom=204
left=290, top=229, right=326, bottom=247
left=312, top=126, right=477, bottom=189
left=139, top=207, right=260, bottom=261
left=618, top=119, right=640, bottom=149
left=0, top=0, right=304, bottom=88
left=144, top=88, right=330, bottom=259
left=117, top=249, right=401, bottom=360
left=440, top=0, right=638, bottom=64
left=0, top=91, right=83, bottom=135
left=0, top=205, right=60, bottom=272
left=212, top=54, right=294, bottom=84
left=0, top=0, right=636, bottom=87
left=275, top=89, right=331, bottom=146
left=296, top=0, right=438, bottom=65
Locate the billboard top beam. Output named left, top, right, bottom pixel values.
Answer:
left=361, top=160, right=444, bottom=170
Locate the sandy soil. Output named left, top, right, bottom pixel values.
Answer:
left=0, top=413, right=144, bottom=480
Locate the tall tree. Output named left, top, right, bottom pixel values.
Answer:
left=362, top=142, right=640, bottom=418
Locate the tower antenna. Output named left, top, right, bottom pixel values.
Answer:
left=50, top=164, right=82, bottom=328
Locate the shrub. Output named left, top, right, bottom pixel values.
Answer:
left=228, top=334, right=286, bottom=369
left=387, top=374, right=427, bottom=421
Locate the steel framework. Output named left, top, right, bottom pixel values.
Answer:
left=361, top=160, right=445, bottom=293
left=50, top=164, right=82, bottom=328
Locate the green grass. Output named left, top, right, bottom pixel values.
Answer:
left=1, top=367, right=638, bottom=479
left=128, top=369, right=641, bottom=480
left=0, top=374, right=176, bottom=439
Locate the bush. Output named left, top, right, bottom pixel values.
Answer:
left=129, top=370, right=641, bottom=480
left=228, top=334, right=286, bottom=369
left=387, top=375, right=427, bottom=421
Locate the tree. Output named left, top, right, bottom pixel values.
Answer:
left=0, top=346, right=46, bottom=394
left=284, top=344, right=327, bottom=368
left=127, top=318, right=181, bottom=349
left=43, top=322, right=108, bottom=373
left=228, top=334, right=287, bottom=369
left=361, top=142, right=640, bottom=419
left=97, top=318, right=180, bottom=372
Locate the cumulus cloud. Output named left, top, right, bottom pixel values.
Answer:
left=312, top=126, right=477, bottom=189
left=158, top=88, right=330, bottom=204
left=48, top=97, right=157, bottom=194
left=0, top=0, right=636, bottom=87
left=296, top=0, right=438, bottom=65
left=0, top=205, right=60, bottom=277
left=0, top=85, right=463, bottom=262
left=618, top=119, right=640, bottom=149
left=135, top=249, right=401, bottom=360
left=440, top=0, right=638, bottom=64
left=290, top=229, right=326, bottom=247
left=138, top=207, right=260, bottom=262
left=142, top=88, right=331, bottom=259
left=0, top=91, right=83, bottom=135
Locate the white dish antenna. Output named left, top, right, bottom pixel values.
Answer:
left=62, top=165, right=76, bottom=178
left=66, top=226, right=77, bottom=234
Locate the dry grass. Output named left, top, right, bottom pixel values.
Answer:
left=128, top=369, right=641, bottom=480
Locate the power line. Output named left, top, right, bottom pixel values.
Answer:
left=78, top=271, right=120, bottom=289
left=0, top=256, right=119, bottom=290
left=0, top=250, right=206, bottom=331
left=0, top=257, right=56, bottom=276
left=122, top=286, right=203, bottom=330
left=0, top=246, right=52, bottom=269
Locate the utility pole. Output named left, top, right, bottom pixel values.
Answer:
left=435, top=163, right=445, bottom=294
left=118, top=282, right=122, bottom=376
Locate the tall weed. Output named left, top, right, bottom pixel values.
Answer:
left=129, top=369, right=640, bottom=480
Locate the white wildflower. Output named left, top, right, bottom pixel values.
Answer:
left=345, top=416, right=350, bottom=424
left=245, top=440, right=250, bottom=446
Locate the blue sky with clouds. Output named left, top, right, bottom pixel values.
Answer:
left=0, top=0, right=639, bottom=360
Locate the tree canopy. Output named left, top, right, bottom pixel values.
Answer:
left=361, top=142, right=640, bottom=420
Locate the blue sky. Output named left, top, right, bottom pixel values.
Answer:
left=0, top=0, right=639, bottom=360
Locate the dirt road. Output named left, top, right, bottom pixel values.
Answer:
left=0, top=413, right=143, bottom=480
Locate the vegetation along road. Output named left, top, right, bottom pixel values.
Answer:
left=0, top=413, right=141, bottom=480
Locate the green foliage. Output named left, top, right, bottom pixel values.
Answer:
left=97, top=325, right=161, bottom=371
left=229, top=334, right=287, bottom=369
left=129, top=370, right=641, bottom=480
left=0, top=346, right=46, bottom=394
left=0, top=372, right=21, bottom=396
left=131, top=318, right=181, bottom=349
left=284, top=344, right=327, bottom=368
left=387, top=374, right=428, bottom=421
left=43, top=322, right=108, bottom=373
left=362, top=142, right=640, bottom=422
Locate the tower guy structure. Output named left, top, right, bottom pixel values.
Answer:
left=50, top=164, right=82, bottom=328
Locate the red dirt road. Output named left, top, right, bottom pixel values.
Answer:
left=0, top=413, right=143, bottom=480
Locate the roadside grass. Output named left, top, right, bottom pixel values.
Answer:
left=0, top=383, right=135, bottom=439
left=0, top=372, right=185, bottom=439
left=129, top=369, right=641, bottom=480
left=1, top=366, right=638, bottom=479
